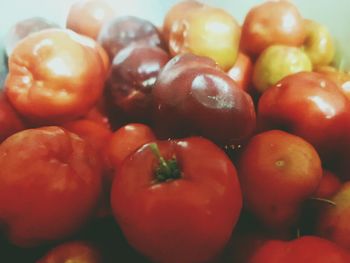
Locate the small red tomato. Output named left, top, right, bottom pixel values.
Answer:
left=316, top=182, right=350, bottom=250
left=227, top=52, right=253, bottom=92
left=106, top=123, right=156, bottom=173
left=0, top=126, right=102, bottom=247
left=37, top=241, right=102, bottom=263
left=249, top=236, right=350, bottom=263
left=241, top=0, right=305, bottom=56
left=111, top=137, right=242, bottom=263
left=63, top=119, right=112, bottom=155
left=5, top=29, right=105, bottom=124
left=0, top=92, right=25, bottom=142
left=313, top=170, right=341, bottom=199
left=66, top=0, right=114, bottom=40
left=238, top=130, right=322, bottom=230
left=258, top=72, right=350, bottom=160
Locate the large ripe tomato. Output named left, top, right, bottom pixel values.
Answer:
left=111, top=137, right=242, bottom=263
left=0, top=126, right=103, bottom=247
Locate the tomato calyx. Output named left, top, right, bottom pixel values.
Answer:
left=149, top=143, right=181, bottom=183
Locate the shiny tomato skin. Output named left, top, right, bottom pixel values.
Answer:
left=111, top=137, right=242, bottom=263
left=37, top=241, right=102, bottom=263
left=249, top=236, right=350, bottom=263
left=5, top=29, right=105, bottom=124
left=241, top=0, right=305, bottom=56
left=258, top=72, right=350, bottom=160
left=0, top=126, right=103, bottom=247
left=0, top=92, right=25, bottom=142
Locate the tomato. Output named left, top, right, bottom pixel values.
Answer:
left=37, top=241, right=102, bottom=263
left=153, top=53, right=256, bottom=146
left=241, top=0, right=305, bottom=56
left=0, top=126, right=102, bottom=247
left=314, top=170, right=341, bottom=199
left=106, top=123, right=156, bottom=173
left=258, top=72, right=350, bottom=160
left=316, top=182, right=350, bottom=250
left=227, top=52, right=253, bottom=92
left=315, top=66, right=350, bottom=101
left=5, top=29, right=105, bottom=124
left=249, top=236, right=350, bottom=263
left=0, top=92, right=25, bottom=142
left=66, top=0, right=114, bottom=40
left=238, top=130, right=322, bottom=230
left=111, top=137, right=242, bottom=263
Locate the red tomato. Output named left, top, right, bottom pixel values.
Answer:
left=111, top=137, right=242, bottom=263
left=238, top=130, right=322, bottom=230
left=63, top=119, right=112, bottom=155
left=316, top=182, right=350, bottom=250
left=66, top=0, right=114, bottom=40
left=37, top=241, right=102, bottom=263
left=5, top=29, right=105, bottom=124
left=63, top=119, right=113, bottom=218
left=106, top=123, right=156, bottom=173
left=258, top=72, right=350, bottom=160
left=249, top=236, right=350, bottom=263
left=316, top=66, right=350, bottom=101
left=0, top=126, right=102, bottom=247
left=313, top=170, right=341, bottom=199
left=241, top=0, right=305, bottom=56
left=227, top=52, right=253, bottom=92
left=0, top=92, right=25, bottom=142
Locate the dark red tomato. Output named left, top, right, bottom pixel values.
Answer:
left=0, top=126, right=102, bottom=247
left=98, top=16, right=164, bottom=60
left=258, top=72, right=350, bottom=160
left=153, top=53, right=256, bottom=146
left=249, top=236, right=350, bottom=263
left=106, top=44, right=169, bottom=122
left=111, top=137, right=242, bottom=263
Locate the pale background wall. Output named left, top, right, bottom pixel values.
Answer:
left=0, top=0, right=349, bottom=67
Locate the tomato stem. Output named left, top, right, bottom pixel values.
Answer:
left=149, top=143, right=181, bottom=183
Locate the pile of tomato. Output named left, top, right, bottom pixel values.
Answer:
left=1, top=0, right=350, bottom=262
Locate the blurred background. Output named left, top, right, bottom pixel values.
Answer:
left=0, top=0, right=349, bottom=67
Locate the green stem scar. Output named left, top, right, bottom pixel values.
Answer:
left=149, top=143, right=181, bottom=183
